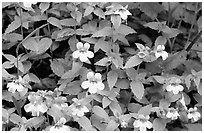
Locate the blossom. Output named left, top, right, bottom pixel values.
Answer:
left=81, top=72, right=105, bottom=94
left=70, top=98, right=89, bottom=117
left=166, top=108, right=180, bottom=120
left=114, top=5, right=132, bottom=20
left=166, top=77, right=184, bottom=94
left=23, top=2, right=37, bottom=8
left=187, top=107, right=201, bottom=122
left=72, top=42, right=94, bottom=62
left=50, top=117, right=70, bottom=131
left=154, top=45, right=168, bottom=60
left=7, top=77, right=26, bottom=93
left=133, top=114, right=152, bottom=131
left=135, top=43, right=151, bottom=59
left=24, top=93, right=48, bottom=116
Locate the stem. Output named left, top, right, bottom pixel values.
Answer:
left=186, top=31, right=202, bottom=52
left=171, top=18, right=182, bottom=51
left=167, top=2, right=171, bottom=26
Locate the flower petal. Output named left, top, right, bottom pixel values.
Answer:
left=157, top=45, right=165, bottom=51
left=81, top=81, right=90, bottom=89
left=177, top=85, right=184, bottom=91
left=166, top=112, right=172, bottom=118
left=84, top=43, right=90, bottom=50
left=120, top=12, right=128, bottom=20
left=72, top=50, right=80, bottom=59
left=97, top=82, right=105, bottom=90
left=145, top=121, right=153, bottom=129
left=87, top=72, right=94, bottom=79
left=172, top=88, right=179, bottom=94
left=16, top=84, right=25, bottom=92
left=95, top=73, right=102, bottom=80
left=88, top=83, right=97, bottom=94
left=86, top=51, right=94, bottom=58
left=79, top=54, right=88, bottom=62
left=133, top=120, right=140, bottom=128
left=77, top=42, right=83, bottom=49
left=166, top=85, right=173, bottom=92
left=140, top=126, right=146, bottom=131
left=161, top=51, right=168, bottom=60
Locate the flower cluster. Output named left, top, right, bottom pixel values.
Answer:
left=50, top=117, right=70, bottom=131
left=135, top=43, right=152, bottom=60
left=81, top=72, right=105, bottom=94
left=187, top=107, right=201, bottom=122
left=166, top=77, right=184, bottom=94
left=154, top=45, right=168, bottom=60
left=133, top=114, right=152, bottom=131
left=72, top=42, right=94, bottom=62
left=166, top=107, right=180, bottom=120
left=69, top=98, right=89, bottom=117
left=7, top=76, right=26, bottom=93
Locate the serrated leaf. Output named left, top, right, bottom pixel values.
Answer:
left=123, top=55, right=142, bottom=69
left=92, top=106, right=110, bottom=121
left=130, top=81, right=144, bottom=100
left=102, top=97, right=112, bottom=108
left=115, top=79, right=130, bottom=89
left=163, top=28, right=182, bottom=38
left=12, top=96, right=22, bottom=116
left=77, top=116, right=95, bottom=131
left=155, top=36, right=167, bottom=46
left=107, top=70, right=118, bottom=89
left=105, top=119, right=119, bottom=131
left=144, top=21, right=166, bottom=31
left=152, top=76, right=166, bottom=84
left=95, top=57, right=110, bottom=66
left=94, top=39, right=111, bottom=53
left=68, top=36, right=78, bottom=52
left=39, top=2, right=50, bottom=14
left=92, top=27, right=112, bottom=37
left=111, top=15, right=121, bottom=29
left=10, top=113, right=23, bottom=125
left=81, top=37, right=98, bottom=44
left=84, top=6, right=94, bottom=16
left=126, top=68, right=137, bottom=81
left=61, top=62, right=82, bottom=79
left=63, top=80, right=82, bottom=95
left=27, top=116, right=46, bottom=128
left=5, top=16, right=21, bottom=34
left=22, top=61, right=32, bottom=73
left=138, top=104, right=152, bottom=115
left=60, top=18, right=77, bottom=27
left=3, top=54, right=16, bottom=63
left=94, top=7, right=105, bottom=19
left=47, top=17, right=62, bottom=29
left=28, top=73, right=40, bottom=83
left=109, top=101, right=122, bottom=116
left=115, top=24, right=136, bottom=35
left=50, top=59, right=65, bottom=77
left=153, top=118, right=167, bottom=131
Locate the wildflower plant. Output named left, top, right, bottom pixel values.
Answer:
left=2, top=2, right=202, bottom=131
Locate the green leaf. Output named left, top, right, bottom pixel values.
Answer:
left=12, top=96, right=22, bottom=116
left=26, top=116, right=46, bottom=129
left=92, top=106, right=110, bottom=121
left=111, top=15, right=121, bottom=29
left=102, top=97, right=112, bottom=108
left=115, top=24, right=136, bottom=35
left=60, top=18, right=77, bottom=27
left=107, top=70, right=118, bottom=89
left=47, top=105, right=64, bottom=122
left=93, top=7, right=105, bottom=19
left=77, top=116, right=96, bottom=131
left=155, top=36, right=167, bottom=46
left=68, top=35, right=79, bottom=52
left=128, top=103, right=142, bottom=113
left=123, top=55, right=142, bottom=69
left=115, top=79, right=130, bottom=89
left=50, top=59, right=65, bottom=77
left=23, top=73, right=40, bottom=83
left=130, top=80, right=144, bottom=100
left=61, top=62, right=82, bottom=79
left=92, top=27, right=112, bottom=37
left=185, top=75, right=193, bottom=89
left=109, top=101, right=122, bottom=116
left=47, top=17, right=62, bottom=29
left=3, top=54, right=16, bottom=63
left=95, top=57, right=110, bottom=66
left=5, top=16, right=21, bottom=34
left=153, top=118, right=167, bottom=131
left=94, top=38, right=111, bottom=53
left=138, top=104, right=152, bottom=115
left=84, top=6, right=94, bottom=16
left=63, top=80, right=82, bottom=95
left=10, top=113, right=23, bottom=125
left=162, top=28, right=182, bottom=38
left=185, top=124, right=202, bottom=131
left=39, top=2, right=50, bottom=14
left=125, top=68, right=137, bottom=81
left=105, top=119, right=119, bottom=131
left=152, top=75, right=167, bottom=84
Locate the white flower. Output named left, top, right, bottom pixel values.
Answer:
left=187, top=107, right=201, bottom=122
left=133, top=114, right=152, bottom=131
left=72, top=42, right=94, bottom=62
left=120, top=120, right=128, bottom=128
left=135, top=43, right=151, bottom=59
left=7, top=77, right=26, bottom=93
left=166, top=108, right=180, bottom=120
left=166, top=77, right=184, bottom=94
left=155, top=45, right=168, bottom=60
left=23, top=2, right=37, bottom=8
left=70, top=98, right=89, bottom=117
left=24, top=94, right=48, bottom=116
left=50, top=117, right=70, bottom=131
left=114, top=5, right=132, bottom=20
left=81, top=72, right=105, bottom=94
left=179, top=94, right=187, bottom=110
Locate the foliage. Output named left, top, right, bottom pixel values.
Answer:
left=2, top=2, right=202, bottom=131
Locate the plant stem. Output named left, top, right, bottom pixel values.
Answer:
left=171, top=18, right=182, bottom=51
left=186, top=31, right=202, bottom=52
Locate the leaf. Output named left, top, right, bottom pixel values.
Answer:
left=5, top=16, right=21, bottom=34
left=92, top=106, right=110, bottom=121
left=95, top=57, right=110, bottom=66
left=128, top=103, right=142, bottom=113
left=47, top=17, right=62, bottom=29
left=12, top=96, right=22, bottom=116
left=153, top=118, right=167, bottom=131
left=84, top=6, right=94, bottom=16
left=115, top=24, right=136, bottom=35
left=105, top=119, right=119, bottom=131
left=77, top=116, right=95, bottom=131
left=61, top=62, right=82, bottom=79
left=155, top=36, right=167, bottom=46
left=102, top=97, right=112, bottom=108
left=39, top=2, right=50, bottom=14
left=109, top=101, right=122, bottom=116
left=27, top=116, right=46, bottom=128
left=3, top=54, right=16, bottom=63
left=92, top=27, right=112, bottom=37
left=185, top=124, right=202, bottom=131
left=152, top=76, right=167, bottom=84
left=125, top=68, right=137, bottom=81
left=10, top=113, right=23, bottom=125
left=94, top=38, right=111, bottom=53
left=107, top=70, right=118, bottom=89
left=185, top=75, right=192, bottom=89
left=130, top=81, right=144, bottom=100
left=93, top=7, right=105, bottom=19
left=60, top=18, right=77, bottom=27
left=138, top=104, right=152, bottom=116
left=68, top=35, right=78, bottom=52
left=111, top=15, right=121, bottom=29
left=50, top=59, right=65, bottom=77
left=63, top=80, right=82, bottom=95
left=115, top=79, right=130, bottom=89
left=162, top=28, right=182, bottom=38
left=28, top=73, right=40, bottom=83
left=123, top=55, right=142, bottom=69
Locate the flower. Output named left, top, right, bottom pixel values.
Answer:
left=7, top=77, right=26, bottom=93
left=70, top=98, right=89, bottom=117
left=81, top=72, right=105, bottom=94
left=24, top=93, right=48, bottom=116
left=135, top=43, right=151, bottom=59
left=179, top=94, right=187, bottom=110
left=133, top=114, right=152, bottom=131
left=50, top=117, right=70, bottom=131
left=114, top=5, right=132, bottom=20
left=166, top=107, right=180, bottom=120
left=23, top=2, right=37, bottom=8
left=72, top=42, right=94, bottom=62
left=166, top=77, right=184, bottom=94
left=154, top=45, right=168, bottom=60
left=187, top=107, right=201, bottom=122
